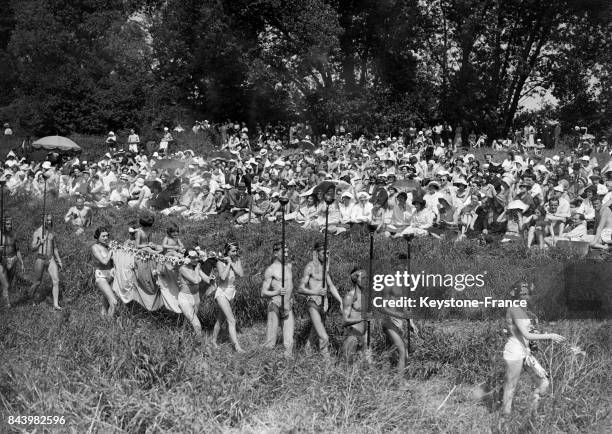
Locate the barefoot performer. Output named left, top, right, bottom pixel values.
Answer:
left=1, top=218, right=25, bottom=298
left=161, top=222, right=185, bottom=258
left=341, top=267, right=370, bottom=361
left=177, top=250, right=213, bottom=339
left=135, top=214, right=162, bottom=254
left=298, top=241, right=343, bottom=356
left=29, top=214, right=63, bottom=309
left=91, top=227, right=116, bottom=316
left=501, top=281, right=566, bottom=415
left=212, top=242, right=245, bottom=353
left=380, top=284, right=419, bottom=376
left=261, top=243, right=294, bottom=357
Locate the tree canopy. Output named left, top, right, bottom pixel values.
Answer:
left=0, top=0, right=609, bottom=137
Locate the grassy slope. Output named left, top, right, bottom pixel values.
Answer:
left=0, top=136, right=611, bottom=433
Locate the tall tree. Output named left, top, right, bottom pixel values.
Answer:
left=7, top=0, right=152, bottom=135
left=426, top=0, right=609, bottom=137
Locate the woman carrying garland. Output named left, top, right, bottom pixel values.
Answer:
left=91, top=227, right=116, bottom=317
left=133, top=214, right=162, bottom=292
left=134, top=215, right=161, bottom=254
left=177, top=250, right=214, bottom=339
left=211, top=242, right=245, bottom=353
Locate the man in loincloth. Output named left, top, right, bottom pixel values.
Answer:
left=29, top=214, right=63, bottom=309
left=0, top=217, right=25, bottom=306
left=341, top=267, right=371, bottom=362
left=261, top=243, right=295, bottom=357
left=297, top=241, right=343, bottom=356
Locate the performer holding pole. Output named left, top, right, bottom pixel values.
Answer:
left=261, top=243, right=294, bottom=357
left=378, top=234, right=419, bottom=377
left=1, top=217, right=24, bottom=304
left=298, top=238, right=342, bottom=357
left=341, top=267, right=370, bottom=362
left=29, top=172, right=63, bottom=309
left=29, top=214, right=63, bottom=309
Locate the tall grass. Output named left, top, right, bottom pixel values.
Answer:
left=0, top=140, right=610, bottom=432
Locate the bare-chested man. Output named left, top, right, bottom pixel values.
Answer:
left=0, top=217, right=25, bottom=306
left=298, top=241, right=343, bottom=356
left=64, top=197, right=92, bottom=235
left=261, top=243, right=294, bottom=357
left=341, top=267, right=371, bottom=362
left=29, top=214, right=63, bottom=309
left=91, top=227, right=116, bottom=317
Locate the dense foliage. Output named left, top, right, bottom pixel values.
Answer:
left=0, top=0, right=610, bottom=137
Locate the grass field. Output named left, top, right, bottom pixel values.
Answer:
left=0, top=135, right=611, bottom=433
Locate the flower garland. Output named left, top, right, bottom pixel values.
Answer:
left=109, top=241, right=219, bottom=266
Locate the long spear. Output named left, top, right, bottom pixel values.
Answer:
left=366, top=222, right=377, bottom=350
left=403, top=233, right=414, bottom=352
left=279, top=196, right=289, bottom=320
left=0, top=179, right=5, bottom=261
left=321, top=189, right=335, bottom=312
left=41, top=175, right=48, bottom=241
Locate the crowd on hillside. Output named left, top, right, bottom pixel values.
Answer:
left=2, top=123, right=612, bottom=250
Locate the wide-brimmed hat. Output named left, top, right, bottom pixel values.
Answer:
left=507, top=200, right=529, bottom=212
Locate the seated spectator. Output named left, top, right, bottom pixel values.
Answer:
left=550, top=211, right=588, bottom=244
left=213, top=189, right=231, bottom=216
left=64, top=197, right=92, bottom=235
left=525, top=206, right=548, bottom=249
left=497, top=200, right=528, bottom=243
left=383, top=192, right=413, bottom=237
left=127, top=177, right=151, bottom=209
left=181, top=183, right=209, bottom=220
left=576, top=185, right=597, bottom=228
left=350, top=191, right=374, bottom=226
left=162, top=183, right=196, bottom=216
left=338, top=191, right=355, bottom=225
left=109, top=175, right=130, bottom=207
left=545, top=196, right=568, bottom=238
left=394, top=196, right=435, bottom=238
left=298, top=195, right=320, bottom=229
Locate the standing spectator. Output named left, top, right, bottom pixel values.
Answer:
left=159, top=127, right=174, bottom=155
left=127, top=129, right=140, bottom=153
left=105, top=131, right=117, bottom=152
